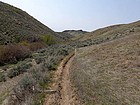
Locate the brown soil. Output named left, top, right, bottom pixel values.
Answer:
left=44, top=52, right=81, bottom=105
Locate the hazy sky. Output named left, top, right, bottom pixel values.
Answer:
left=1, top=0, right=140, bottom=31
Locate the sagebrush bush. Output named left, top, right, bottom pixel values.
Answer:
left=19, top=76, right=34, bottom=91
left=0, top=73, right=6, bottom=82
left=7, top=68, right=20, bottom=78
left=19, top=62, right=32, bottom=71
left=10, top=64, right=50, bottom=105
left=7, top=63, right=32, bottom=78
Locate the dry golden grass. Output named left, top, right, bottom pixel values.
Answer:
left=70, top=33, right=140, bottom=105
left=76, top=20, right=140, bottom=42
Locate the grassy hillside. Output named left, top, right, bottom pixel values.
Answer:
left=73, top=21, right=140, bottom=42
left=0, top=1, right=73, bottom=65
left=0, top=1, right=70, bottom=45
left=70, top=32, right=140, bottom=104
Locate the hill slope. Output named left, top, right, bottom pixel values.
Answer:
left=62, top=30, right=88, bottom=36
left=0, top=1, right=69, bottom=44
left=70, top=31, right=140, bottom=104
left=73, top=21, right=140, bottom=42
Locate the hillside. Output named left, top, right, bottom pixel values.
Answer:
left=70, top=29, right=140, bottom=104
left=0, top=1, right=70, bottom=45
left=0, top=2, right=140, bottom=104
left=0, top=20, right=140, bottom=105
left=43, top=21, right=140, bottom=105
left=56, top=32, right=73, bottom=40
left=73, top=21, right=140, bottom=42
left=62, top=30, right=88, bottom=36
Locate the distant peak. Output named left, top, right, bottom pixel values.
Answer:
left=62, top=29, right=88, bottom=36
left=63, top=30, right=87, bottom=33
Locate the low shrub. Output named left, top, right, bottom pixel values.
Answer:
left=33, top=93, right=46, bottom=105
left=0, top=41, right=47, bottom=65
left=0, top=73, right=6, bottom=82
left=11, top=66, right=50, bottom=104
left=10, top=76, right=35, bottom=105
left=58, top=49, right=69, bottom=56
left=41, top=35, right=56, bottom=45
left=46, top=62, right=57, bottom=71
left=7, top=63, right=32, bottom=78
left=35, top=57, right=45, bottom=64
left=28, top=42, right=46, bottom=51
left=19, top=62, right=32, bottom=71
left=19, top=76, right=34, bottom=91
left=0, top=44, right=31, bottom=65
left=7, top=68, right=20, bottom=78
left=31, top=66, right=50, bottom=85
left=20, top=41, right=46, bottom=51
left=45, top=56, right=58, bottom=71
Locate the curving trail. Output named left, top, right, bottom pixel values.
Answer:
left=44, top=52, right=81, bottom=105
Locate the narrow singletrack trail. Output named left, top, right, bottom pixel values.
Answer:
left=44, top=52, right=81, bottom=105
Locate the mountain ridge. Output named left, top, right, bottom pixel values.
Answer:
left=62, top=29, right=88, bottom=36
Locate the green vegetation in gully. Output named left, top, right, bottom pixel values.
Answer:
left=41, top=35, right=56, bottom=45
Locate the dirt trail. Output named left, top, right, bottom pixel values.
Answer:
left=44, top=52, right=81, bottom=105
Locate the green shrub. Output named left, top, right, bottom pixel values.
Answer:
left=35, top=57, right=45, bottom=64
left=47, top=62, right=57, bottom=70
left=0, top=73, right=6, bottom=82
left=7, top=68, right=20, bottom=78
left=33, top=93, right=46, bottom=105
left=41, top=35, right=56, bottom=45
left=19, top=63, right=32, bottom=72
left=19, top=76, right=34, bottom=91
left=7, top=63, right=32, bottom=78
left=58, top=49, right=69, bottom=56
left=14, top=35, right=21, bottom=43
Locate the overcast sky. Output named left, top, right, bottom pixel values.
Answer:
left=1, top=0, right=140, bottom=31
